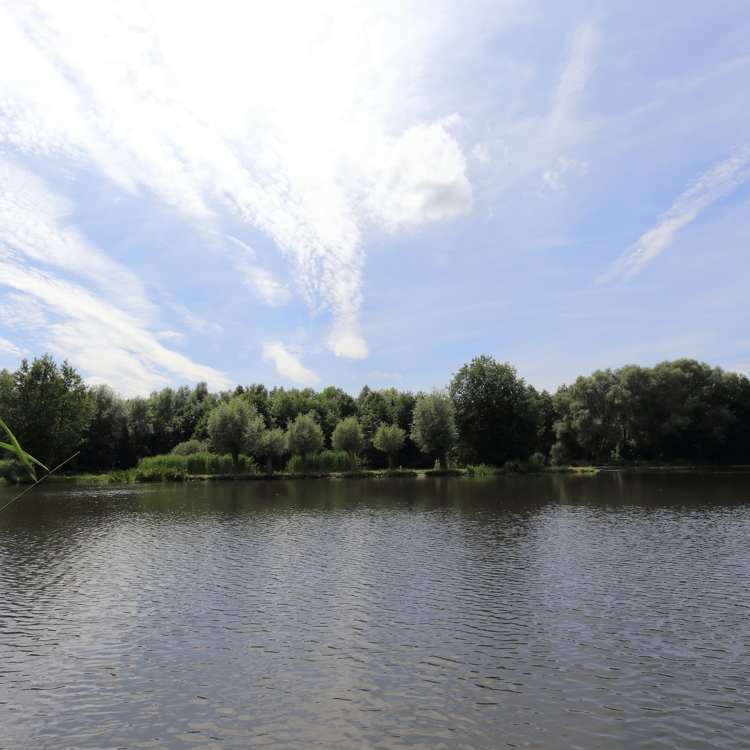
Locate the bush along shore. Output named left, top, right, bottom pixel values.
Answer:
left=0, top=452, right=596, bottom=485
left=2, top=352, right=748, bottom=485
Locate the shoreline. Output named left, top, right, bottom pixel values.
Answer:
left=4, top=465, right=749, bottom=488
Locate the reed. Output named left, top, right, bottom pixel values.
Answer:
left=136, top=452, right=259, bottom=481
left=286, top=450, right=351, bottom=473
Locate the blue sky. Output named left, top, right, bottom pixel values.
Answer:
left=1, top=0, right=749, bottom=397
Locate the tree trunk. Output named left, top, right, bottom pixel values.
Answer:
left=387, top=452, right=395, bottom=470
left=231, top=449, right=240, bottom=474
left=438, top=449, right=447, bottom=470
left=300, top=452, right=307, bottom=472
left=266, top=455, right=273, bottom=475
left=347, top=448, right=357, bottom=472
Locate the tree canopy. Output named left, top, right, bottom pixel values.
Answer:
left=2, top=353, right=749, bottom=476
left=0, top=355, right=93, bottom=467
left=286, top=414, right=325, bottom=471
left=410, top=389, right=457, bottom=469
left=207, top=397, right=265, bottom=473
left=372, top=423, right=405, bottom=470
left=450, top=355, right=542, bottom=466
left=331, top=416, right=364, bottom=471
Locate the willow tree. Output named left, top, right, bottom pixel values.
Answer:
left=207, top=397, right=264, bottom=473
left=257, top=427, right=287, bottom=475
left=373, top=423, right=405, bottom=470
left=286, top=413, right=324, bottom=472
left=331, top=416, right=364, bottom=471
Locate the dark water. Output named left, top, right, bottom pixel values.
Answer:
left=1, top=472, right=749, bottom=749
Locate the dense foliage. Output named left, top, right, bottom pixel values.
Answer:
left=372, top=423, right=405, bottom=470
left=410, top=389, right=458, bottom=470
left=450, top=355, right=546, bottom=466
left=1, top=353, right=748, bottom=476
left=551, top=360, right=750, bottom=464
left=0, top=355, right=93, bottom=467
left=331, top=416, right=364, bottom=471
left=207, top=397, right=264, bottom=473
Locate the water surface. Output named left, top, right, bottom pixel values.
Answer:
left=1, top=472, right=749, bottom=749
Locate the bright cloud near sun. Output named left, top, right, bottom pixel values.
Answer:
left=0, top=0, right=472, bottom=379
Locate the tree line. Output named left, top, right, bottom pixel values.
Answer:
left=1, top=353, right=748, bottom=474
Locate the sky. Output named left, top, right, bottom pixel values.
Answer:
left=1, top=0, right=749, bottom=398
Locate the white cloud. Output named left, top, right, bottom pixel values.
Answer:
left=364, top=370, right=403, bottom=381
left=363, top=123, right=473, bottom=229
left=0, top=160, right=230, bottom=395
left=154, top=330, right=185, bottom=342
left=468, top=19, right=601, bottom=205
left=0, top=0, right=473, bottom=361
left=0, top=336, right=23, bottom=357
left=548, top=21, right=601, bottom=137
left=239, top=265, right=293, bottom=308
left=539, top=156, right=588, bottom=193
left=0, top=162, right=150, bottom=315
left=217, top=232, right=293, bottom=308
left=262, top=341, right=320, bottom=386
left=600, top=147, right=750, bottom=281
left=472, top=141, right=491, bottom=165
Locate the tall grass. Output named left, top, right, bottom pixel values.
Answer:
left=464, top=463, right=497, bottom=476
left=286, top=450, right=351, bottom=473
left=136, top=453, right=258, bottom=481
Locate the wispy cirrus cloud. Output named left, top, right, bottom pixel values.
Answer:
left=0, top=160, right=230, bottom=395
left=0, top=336, right=23, bottom=357
left=220, top=234, right=292, bottom=309
left=0, top=0, right=473, bottom=363
left=262, top=342, right=320, bottom=386
left=599, top=147, right=750, bottom=282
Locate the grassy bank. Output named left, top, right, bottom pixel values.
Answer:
left=2, top=465, right=596, bottom=485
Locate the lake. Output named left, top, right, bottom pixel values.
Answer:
left=1, top=471, right=749, bottom=749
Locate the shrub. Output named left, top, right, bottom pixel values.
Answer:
left=527, top=452, right=546, bottom=471
left=503, top=455, right=546, bottom=474
left=465, top=463, right=496, bottom=476
left=171, top=440, right=211, bottom=455
left=0, top=459, right=26, bottom=483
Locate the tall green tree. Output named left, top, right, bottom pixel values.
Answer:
left=450, top=355, right=540, bottom=466
left=286, top=413, right=324, bottom=472
left=127, top=397, right=154, bottom=464
left=410, top=389, right=457, bottom=469
left=76, top=384, right=129, bottom=471
left=2, top=355, right=93, bottom=467
left=208, top=397, right=265, bottom=473
left=551, top=359, right=745, bottom=463
left=552, top=369, right=621, bottom=462
left=331, top=416, right=364, bottom=471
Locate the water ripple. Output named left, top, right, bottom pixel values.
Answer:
left=1, top=472, right=749, bottom=749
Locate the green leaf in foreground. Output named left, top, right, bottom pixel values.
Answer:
left=0, top=418, right=48, bottom=481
